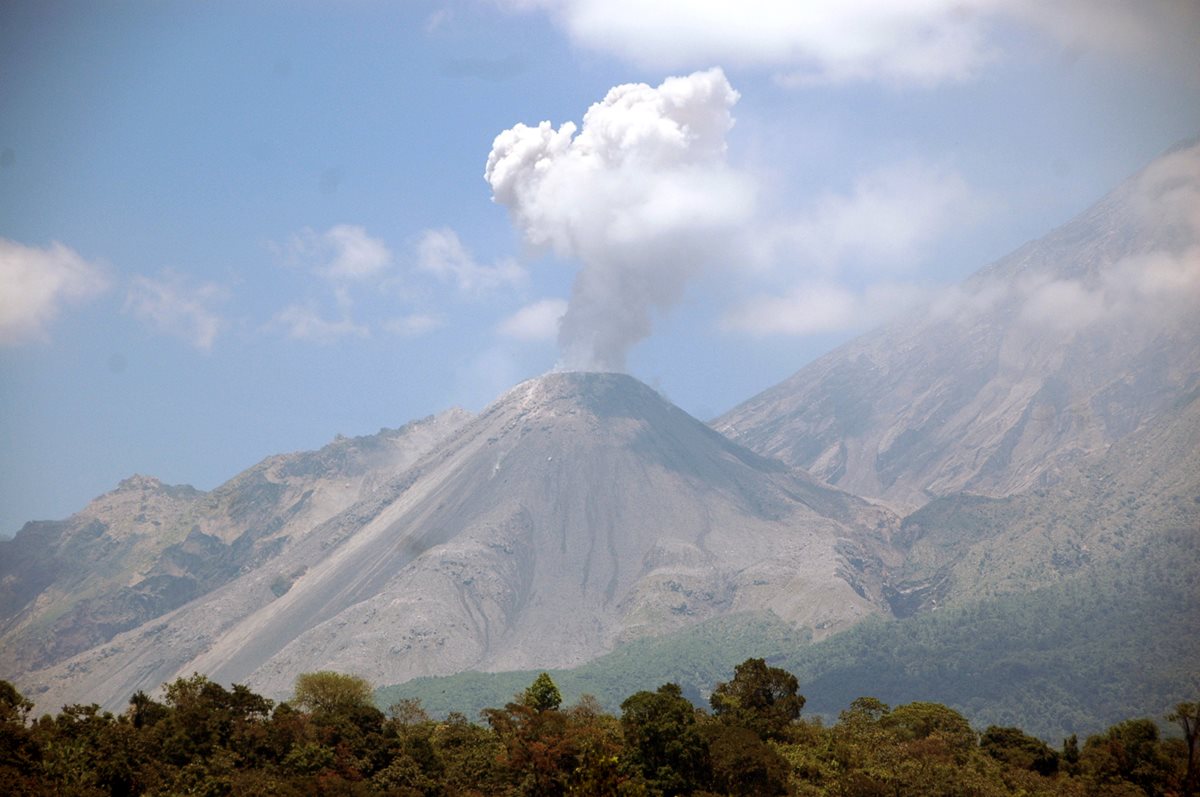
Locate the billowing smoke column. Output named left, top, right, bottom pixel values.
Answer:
left=485, top=67, right=754, bottom=371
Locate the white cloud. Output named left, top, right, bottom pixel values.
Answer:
left=425, top=8, right=452, bottom=33
left=722, top=281, right=925, bottom=336
left=273, top=304, right=369, bottom=343
left=486, top=67, right=754, bottom=370
left=773, top=162, right=977, bottom=274
left=0, top=238, right=108, bottom=345
left=1016, top=247, right=1200, bottom=336
left=125, top=270, right=228, bottom=352
left=451, top=344, right=525, bottom=411
left=383, top=313, right=445, bottom=337
left=269, top=224, right=395, bottom=344
left=283, top=224, right=393, bottom=281
left=717, top=161, right=975, bottom=339
left=415, top=227, right=526, bottom=294
left=503, top=0, right=1200, bottom=87
left=1013, top=140, right=1200, bottom=336
left=1133, top=139, right=1200, bottom=239
left=1014, top=1, right=1200, bottom=73
left=1016, top=277, right=1106, bottom=334
left=496, top=298, right=568, bottom=341
left=511, top=0, right=996, bottom=85
left=323, top=224, right=393, bottom=280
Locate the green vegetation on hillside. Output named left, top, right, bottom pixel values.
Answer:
left=375, top=612, right=809, bottom=721
left=788, top=526, right=1200, bottom=739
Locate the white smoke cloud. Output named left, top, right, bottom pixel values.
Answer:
left=504, top=0, right=1200, bottom=87
left=125, top=269, right=228, bottom=352
left=486, top=67, right=755, bottom=370
left=497, top=298, right=568, bottom=341
left=0, top=238, right=108, bottom=345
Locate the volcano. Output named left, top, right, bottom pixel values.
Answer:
left=18, top=372, right=896, bottom=712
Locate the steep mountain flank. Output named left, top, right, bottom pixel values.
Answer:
left=16, top=372, right=897, bottom=713
left=716, top=140, right=1200, bottom=514
left=0, top=409, right=470, bottom=679
left=881, top=382, right=1200, bottom=613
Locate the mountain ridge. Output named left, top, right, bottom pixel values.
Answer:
left=11, top=371, right=897, bottom=713
left=0, top=408, right=472, bottom=680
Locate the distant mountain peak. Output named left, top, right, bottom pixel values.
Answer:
left=115, top=474, right=165, bottom=491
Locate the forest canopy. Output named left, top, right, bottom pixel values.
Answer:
left=1, top=659, right=1196, bottom=796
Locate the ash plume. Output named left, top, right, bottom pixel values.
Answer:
left=485, top=67, right=754, bottom=371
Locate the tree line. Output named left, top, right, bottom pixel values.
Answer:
left=1, top=659, right=1196, bottom=796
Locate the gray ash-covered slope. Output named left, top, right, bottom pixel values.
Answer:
left=18, top=372, right=896, bottom=713
left=716, top=139, right=1200, bottom=515
left=0, top=409, right=469, bottom=686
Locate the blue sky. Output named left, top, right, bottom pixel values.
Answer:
left=2, top=0, right=1198, bottom=534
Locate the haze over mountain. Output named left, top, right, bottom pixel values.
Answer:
left=0, top=410, right=470, bottom=684
left=8, top=372, right=895, bottom=713
left=716, top=138, right=1200, bottom=515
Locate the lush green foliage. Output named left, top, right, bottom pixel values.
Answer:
left=522, top=673, right=562, bottom=713
left=2, top=664, right=1195, bottom=796
left=293, top=670, right=375, bottom=715
left=710, top=658, right=805, bottom=741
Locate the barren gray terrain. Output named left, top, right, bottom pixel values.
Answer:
left=0, top=409, right=471, bottom=701
left=13, top=372, right=896, bottom=712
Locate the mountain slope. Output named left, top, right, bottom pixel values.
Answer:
left=882, top=382, right=1200, bottom=611
left=16, top=372, right=897, bottom=713
left=0, top=409, right=470, bottom=681
left=716, top=139, right=1200, bottom=514
left=388, top=521, right=1197, bottom=742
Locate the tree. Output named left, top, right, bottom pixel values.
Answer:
left=0, top=680, right=41, bottom=796
left=291, top=671, right=374, bottom=715
left=840, top=696, right=890, bottom=726
left=704, top=723, right=789, bottom=796
left=710, top=658, right=805, bottom=740
left=523, top=672, right=562, bottom=713
left=0, top=681, right=32, bottom=726
left=1082, top=718, right=1176, bottom=796
left=981, top=725, right=1059, bottom=776
left=883, top=701, right=977, bottom=755
left=620, top=683, right=710, bottom=795
left=1169, top=702, right=1199, bottom=797
left=432, top=711, right=507, bottom=796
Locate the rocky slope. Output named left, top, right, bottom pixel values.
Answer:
left=14, top=372, right=898, bottom=713
left=0, top=409, right=470, bottom=680
left=715, top=139, right=1200, bottom=515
